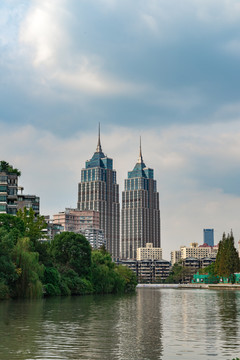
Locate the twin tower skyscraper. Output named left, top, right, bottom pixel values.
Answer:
left=77, top=127, right=161, bottom=260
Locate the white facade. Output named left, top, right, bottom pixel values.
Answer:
left=137, top=243, right=162, bottom=261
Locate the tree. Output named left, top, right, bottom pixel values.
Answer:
left=0, top=160, right=21, bottom=176
left=165, top=263, right=184, bottom=283
left=0, top=214, right=25, bottom=241
left=12, top=237, right=44, bottom=298
left=17, top=208, right=46, bottom=248
left=50, top=232, right=92, bottom=278
left=215, top=231, right=240, bottom=279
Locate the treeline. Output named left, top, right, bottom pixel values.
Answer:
left=166, top=231, right=240, bottom=284
left=0, top=211, right=137, bottom=299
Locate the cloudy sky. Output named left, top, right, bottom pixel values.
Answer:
left=1, top=0, right=240, bottom=259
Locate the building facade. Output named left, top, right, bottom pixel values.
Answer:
left=171, top=250, right=181, bottom=266
left=77, top=128, right=120, bottom=258
left=137, top=242, right=162, bottom=261
left=0, top=166, right=19, bottom=215
left=180, top=243, right=218, bottom=260
left=121, top=141, right=161, bottom=259
left=17, top=193, right=40, bottom=216
left=53, top=209, right=100, bottom=232
left=119, top=259, right=170, bottom=283
left=203, top=229, right=214, bottom=247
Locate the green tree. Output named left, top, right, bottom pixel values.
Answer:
left=165, top=263, right=184, bottom=283
left=0, top=214, right=25, bottom=241
left=0, top=160, right=21, bottom=176
left=50, top=232, right=92, bottom=278
left=17, top=208, right=46, bottom=248
left=215, top=231, right=240, bottom=279
left=12, top=237, right=44, bottom=298
left=115, top=265, right=137, bottom=292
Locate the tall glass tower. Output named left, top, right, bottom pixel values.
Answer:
left=121, top=140, right=161, bottom=259
left=77, top=126, right=120, bottom=259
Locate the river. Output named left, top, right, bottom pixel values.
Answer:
left=0, top=288, right=239, bottom=360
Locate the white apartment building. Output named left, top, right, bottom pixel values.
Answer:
left=171, top=243, right=218, bottom=265
left=171, top=250, right=181, bottom=266
left=137, top=243, right=162, bottom=261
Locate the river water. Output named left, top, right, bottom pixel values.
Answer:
left=0, top=288, right=239, bottom=360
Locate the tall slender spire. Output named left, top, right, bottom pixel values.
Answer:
left=96, top=123, right=102, bottom=153
left=137, top=136, right=143, bottom=163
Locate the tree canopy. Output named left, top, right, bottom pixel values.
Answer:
left=215, top=231, right=240, bottom=278
left=0, top=215, right=137, bottom=299
left=0, top=160, right=21, bottom=176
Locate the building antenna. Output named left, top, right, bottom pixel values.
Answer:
left=138, top=136, right=143, bottom=163
left=96, top=122, right=102, bottom=152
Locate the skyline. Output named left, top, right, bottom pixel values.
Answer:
left=1, top=0, right=240, bottom=258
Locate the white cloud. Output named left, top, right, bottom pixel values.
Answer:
left=1, top=121, right=240, bottom=260
left=18, top=0, right=143, bottom=95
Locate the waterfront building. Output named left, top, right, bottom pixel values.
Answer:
left=121, top=140, right=161, bottom=259
left=137, top=242, right=162, bottom=261
left=203, top=229, right=214, bottom=247
left=118, top=259, right=170, bottom=283
left=0, top=166, right=18, bottom=215
left=77, top=127, right=120, bottom=258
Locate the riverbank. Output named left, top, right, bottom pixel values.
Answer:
left=137, top=283, right=240, bottom=290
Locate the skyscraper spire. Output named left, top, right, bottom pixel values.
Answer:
left=96, top=123, right=102, bottom=153
left=137, top=136, right=143, bottom=163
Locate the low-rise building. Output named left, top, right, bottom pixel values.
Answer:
left=118, top=259, right=170, bottom=283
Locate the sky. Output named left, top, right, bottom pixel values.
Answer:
left=1, top=0, right=240, bottom=259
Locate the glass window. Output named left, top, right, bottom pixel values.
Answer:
left=0, top=185, right=7, bottom=192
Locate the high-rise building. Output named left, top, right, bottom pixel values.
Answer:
left=121, top=140, right=161, bottom=259
left=77, top=126, right=120, bottom=258
left=203, top=229, right=214, bottom=247
left=17, top=191, right=40, bottom=217
left=0, top=163, right=19, bottom=215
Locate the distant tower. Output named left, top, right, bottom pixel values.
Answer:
left=77, top=125, right=120, bottom=259
left=203, top=229, right=214, bottom=247
left=238, top=240, right=240, bottom=258
left=121, top=138, right=161, bottom=259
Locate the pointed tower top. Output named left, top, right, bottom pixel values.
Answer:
left=96, top=123, right=102, bottom=153
left=137, top=136, right=144, bottom=163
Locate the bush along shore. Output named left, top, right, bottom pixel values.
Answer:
left=0, top=212, right=137, bottom=299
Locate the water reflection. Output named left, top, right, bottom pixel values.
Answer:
left=0, top=289, right=240, bottom=360
left=117, top=288, right=162, bottom=359
left=216, top=290, right=240, bottom=355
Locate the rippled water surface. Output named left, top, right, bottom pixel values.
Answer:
left=0, top=288, right=240, bottom=360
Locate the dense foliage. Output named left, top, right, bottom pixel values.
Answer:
left=0, top=161, right=21, bottom=176
left=0, top=214, right=137, bottom=299
left=214, top=231, right=240, bottom=278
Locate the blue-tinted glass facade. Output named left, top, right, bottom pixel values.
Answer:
left=203, top=229, right=214, bottom=247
